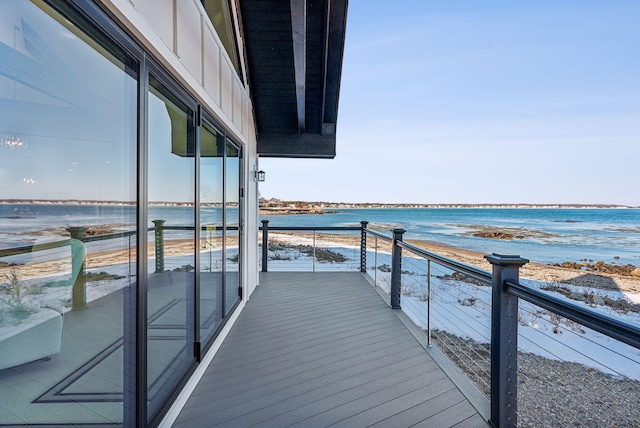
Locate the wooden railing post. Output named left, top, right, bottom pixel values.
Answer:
left=152, top=220, right=165, bottom=273
left=485, top=253, right=528, bottom=428
left=390, top=228, right=406, bottom=309
left=261, top=220, right=269, bottom=272
left=67, top=226, right=87, bottom=310
left=360, top=221, right=368, bottom=273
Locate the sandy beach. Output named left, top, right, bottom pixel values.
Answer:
left=404, top=238, right=640, bottom=295
left=267, top=232, right=640, bottom=295
left=1, top=233, right=638, bottom=298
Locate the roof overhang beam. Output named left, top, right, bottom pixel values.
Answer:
left=290, top=0, right=306, bottom=133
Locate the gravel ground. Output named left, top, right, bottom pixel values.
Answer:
left=432, top=330, right=640, bottom=427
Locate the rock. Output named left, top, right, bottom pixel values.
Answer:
left=592, top=295, right=605, bottom=306
left=377, top=264, right=391, bottom=273
left=471, top=231, right=514, bottom=240
left=569, top=292, right=586, bottom=302
left=555, top=260, right=639, bottom=276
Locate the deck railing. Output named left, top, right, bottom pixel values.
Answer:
left=259, top=220, right=640, bottom=428
left=259, top=220, right=363, bottom=272
left=3, top=220, right=639, bottom=427
left=0, top=221, right=231, bottom=309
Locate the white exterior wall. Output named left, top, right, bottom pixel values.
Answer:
left=245, top=113, right=259, bottom=298
left=98, top=0, right=260, bottom=299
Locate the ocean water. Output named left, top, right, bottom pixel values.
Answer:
left=262, top=208, right=640, bottom=266
left=1, top=204, right=639, bottom=265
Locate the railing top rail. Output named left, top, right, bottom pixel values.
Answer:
left=259, top=226, right=361, bottom=232
left=0, top=239, right=71, bottom=257
left=505, top=278, right=640, bottom=349
left=398, top=240, right=492, bottom=284
left=150, top=225, right=237, bottom=231
left=1, top=223, right=239, bottom=257
left=364, top=229, right=393, bottom=242
left=83, top=230, right=136, bottom=243
left=162, top=225, right=236, bottom=231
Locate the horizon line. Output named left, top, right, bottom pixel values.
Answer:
left=1, top=198, right=638, bottom=209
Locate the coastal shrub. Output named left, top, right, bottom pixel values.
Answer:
left=268, top=242, right=292, bottom=252
left=377, top=264, right=391, bottom=272
left=267, top=240, right=348, bottom=263
left=458, top=297, right=477, bottom=307
left=172, top=264, right=194, bottom=272
left=270, top=252, right=292, bottom=261
left=518, top=308, right=540, bottom=327
left=541, top=283, right=639, bottom=314
left=0, top=270, right=39, bottom=322
left=438, top=271, right=489, bottom=287
left=546, top=311, right=585, bottom=334
left=85, top=271, right=125, bottom=282
left=309, top=247, right=347, bottom=263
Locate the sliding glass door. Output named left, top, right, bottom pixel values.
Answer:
left=199, top=125, right=243, bottom=341
left=0, top=2, right=245, bottom=425
left=0, top=1, right=137, bottom=425
left=224, top=140, right=242, bottom=315
left=146, top=76, right=196, bottom=418
left=199, top=123, right=224, bottom=343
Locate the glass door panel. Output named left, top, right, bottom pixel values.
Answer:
left=0, top=1, right=136, bottom=426
left=224, top=140, right=241, bottom=315
left=199, top=123, right=224, bottom=343
left=146, top=76, right=196, bottom=419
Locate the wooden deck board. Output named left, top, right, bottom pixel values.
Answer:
left=173, top=272, right=487, bottom=427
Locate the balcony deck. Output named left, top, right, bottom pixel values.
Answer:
left=173, top=272, right=488, bottom=427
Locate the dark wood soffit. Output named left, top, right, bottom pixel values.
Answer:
left=240, top=0, right=348, bottom=158
left=257, top=133, right=336, bottom=158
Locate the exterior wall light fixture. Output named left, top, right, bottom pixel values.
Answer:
left=255, top=170, right=266, bottom=182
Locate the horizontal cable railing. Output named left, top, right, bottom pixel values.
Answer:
left=5, top=219, right=639, bottom=427
left=364, top=228, right=393, bottom=241
left=0, top=225, right=236, bottom=257
left=397, top=240, right=492, bottom=285
left=401, top=251, right=493, bottom=398
left=0, top=239, right=71, bottom=257
left=357, top=224, right=640, bottom=427
left=512, top=283, right=640, bottom=427
left=259, top=221, right=363, bottom=273
left=0, top=222, right=232, bottom=309
left=0, top=229, right=137, bottom=313
left=505, top=279, right=640, bottom=349
left=363, top=228, right=393, bottom=292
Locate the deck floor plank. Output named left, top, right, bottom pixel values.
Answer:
left=173, top=272, right=487, bottom=428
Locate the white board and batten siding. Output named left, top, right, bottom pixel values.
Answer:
left=99, top=0, right=261, bottom=299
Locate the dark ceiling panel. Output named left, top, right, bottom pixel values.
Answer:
left=240, top=0, right=348, bottom=158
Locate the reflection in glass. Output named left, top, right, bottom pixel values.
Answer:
left=224, top=140, right=241, bottom=315
left=203, top=0, right=242, bottom=77
left=200, top=123, right=224, bottom=342
left=146, top=77, right=195, bottom=419
left=0, top=0, right=136, bottom=425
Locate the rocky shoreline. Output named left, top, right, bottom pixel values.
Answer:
left=258, top=197, right=638, bottom=210
left=554, top=260, right=640, bottom=277
left=259, top=206, right=326, bottom=215
left=460, top=225, right=557, bottom=241
left=433, top=330, right=640, bottom=427
left=262, top=232, right=640, bottom=297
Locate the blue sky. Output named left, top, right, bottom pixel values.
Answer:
left=260, top=1, right=640, bottom=205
